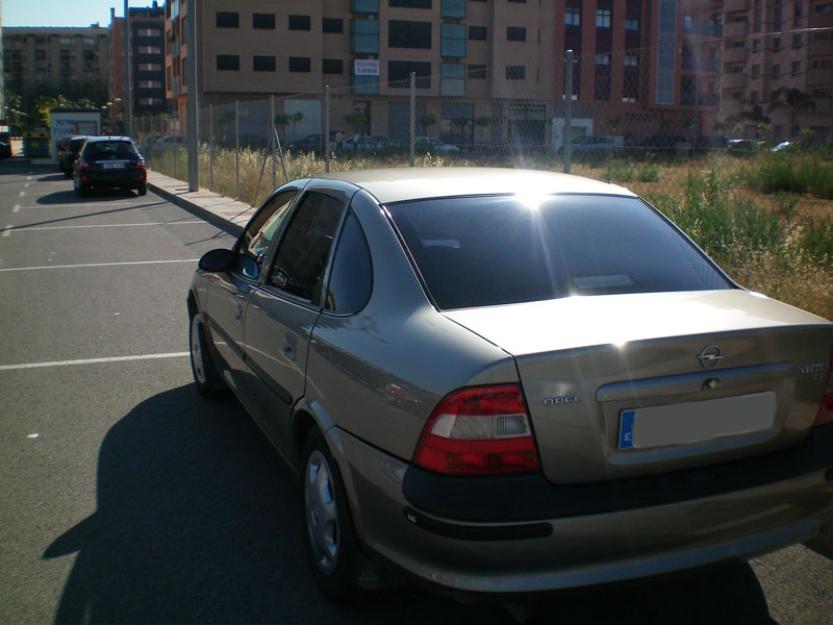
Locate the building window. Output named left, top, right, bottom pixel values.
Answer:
left=441, top=23, right=466, bottom=57
left=505, top=65, right=526, bottom=80
left=594, top=53, right=611, bottom=100
left=138, top=62, right=162, bottom=71
left=390, top=0, right=431, bottom=7
left=773, top=38, right=781, bottom=52
left=623, top=52, right=639, bottom=102
left=388, top=20, right=432, bottom=49
left=137, top=46, right=162, bottom=54
left=468, top=25, right=487, bottom=40
left=625, top=18, right=639, bottom=30
left=441, top=0, right=466, bottom=19
left=352, top=0, right=380, bottom=13
left=138, top=97, right=163, bottom=106
left=506, top=26, right=526, bottom=41
left=216, top=12, right=239, bottom=28
left=792, top=60, right=800, bottom=75
left=289, top=56, right=311, bottom=72
left=596, top=9, right=611, bottom=28
left=388, top=60, right=432, bottom=87
left=655, top=0, right=676, bottom=105
left=772, top=64, right=780, bottom=78
left=352, top=19, right=380, bottom=54
left=138, top=79, right=162, bottom=88
left=137, top=28, right=161, bottom=37
left=253, top=55, right=276, bottom=71
left=565, top=6, right=581, bottom=26
left=323, top=18, right=344, bottom=33
left=467, top=64, right=486, bottom=79
left=751, top=64, right=760, bottom=78
left=752, top=39, right=760, bottom=52
left=792, top=33, right=802, bottom=48
left=322, top=58, right=344, bottom=74
left=289, top=15, right=311, bottom=30
left=253, top=13, right=276, bottom=29
left=440, top=63, right=464, bottom=96
left=216, top=54, right=240, bottom=70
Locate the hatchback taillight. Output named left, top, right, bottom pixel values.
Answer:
left=134, top=161, right=146, bottom=170
left=78, top=160, right=91, bottom=172
left=413, top=384, right=540, bottom=475
left=814, top=351, right=833, bottom=427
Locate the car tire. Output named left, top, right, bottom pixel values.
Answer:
left=137, top=183, right=148, bottom=196
left=75, top=182, right=89, bottom=197
left=302, top=429, right=363, bottom=603
left=189, top=312, right=227, bottom=398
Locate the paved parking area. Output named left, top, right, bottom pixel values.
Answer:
left=0, top=160, right=831, bottom=625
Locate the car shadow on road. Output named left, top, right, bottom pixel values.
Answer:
left=43, top=384, right=778, bottom=625
left=38, top=173, right=70, bottom=182
left=37, top=189, right=137, bottom=205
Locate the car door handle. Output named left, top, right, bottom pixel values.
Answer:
left=282, top=334, right=297, bottom=360
left=234, top=304, right=243, bottom=321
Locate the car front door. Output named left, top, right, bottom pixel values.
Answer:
left=243, top=184, right=351, bottom=455
left=201, top=188, right=301, bottom=395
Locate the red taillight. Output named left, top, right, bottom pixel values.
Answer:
left=78, top=160, right=91, bottom=172
left=814, top=351, right=833, bottom=427
left=413, top=384, right=540, bottom=476
left=134, top=161, right=146, bottom=170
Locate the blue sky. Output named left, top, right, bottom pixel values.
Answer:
left=2, top=0, right=160, bottom=27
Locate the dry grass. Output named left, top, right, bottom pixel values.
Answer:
left=149, top=146, right=833, bottom=321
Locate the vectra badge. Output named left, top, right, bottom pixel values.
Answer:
left=698, top=345, right=723, bottom=369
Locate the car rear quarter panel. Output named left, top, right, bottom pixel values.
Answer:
left=304, top=190, right=518, bottom=463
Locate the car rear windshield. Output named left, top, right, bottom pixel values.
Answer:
left=85, top=141, right=137, bottom=159
left=69, top=139, right=86, bottom=152
left=387, top=194, right=733, bottom=310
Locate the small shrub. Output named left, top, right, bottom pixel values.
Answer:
left=637, top=164, right=659, bottom=183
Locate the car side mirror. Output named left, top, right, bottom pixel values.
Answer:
left=198, top=248, right=234, bottom=272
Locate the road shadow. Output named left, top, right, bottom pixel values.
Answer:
left=37, top=189, right=137, bottom=205
left=38, top=173, right=70, bottom=182
left=44, top=384, right=777, bottom=625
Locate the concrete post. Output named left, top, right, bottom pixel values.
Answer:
left=270, top=95, right=276, bottom=189
left=186, top=0, right=198, bottom=191
left=235, top=100, right=240, bottom=199
left=324, top=85, right=331, bottom=173
left=208, top=104, right=214, bottom=190
left=409, top=72, right=416, bottom=167
left=564, top=50, right=574, bottom=174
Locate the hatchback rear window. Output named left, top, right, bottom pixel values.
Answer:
left=85, top=141, right=137, bottom=159
left=387, top=194, right=732, bottom=310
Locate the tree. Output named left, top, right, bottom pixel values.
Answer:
left=768, top=88, right=816, bottom=138
left=420, top=112, right=437, bottom=137
left=342, top=111, right=369, bottom=136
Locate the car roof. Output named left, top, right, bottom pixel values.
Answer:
left=85, top=136, right=133, bottom=143
left=317, top=167, right=635, bottom=204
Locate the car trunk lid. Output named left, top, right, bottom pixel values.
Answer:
left=443, top=290, right=833, bottom=484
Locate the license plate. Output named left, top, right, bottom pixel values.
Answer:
left=101, top=162, right=125, bottom=169
left=619, top=392, right=776, bottom=450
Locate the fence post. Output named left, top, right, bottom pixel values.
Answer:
left=564, top=50, right=574, bottom=174
left=324, top=85, right=331, bottom=173
left=235, top=99, right=240, bottom=200
left=208, top=104, right=214, bottom=191
left=409, top=72, right=416, bottom=167
left=270, top=95, right=276, bottom=188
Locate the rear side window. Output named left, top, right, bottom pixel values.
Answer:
left=324, top=212, right=373, bottom=315
left=84, top=141, right=137, bottom=159
left=269, top=192, right=343, bottom=303
left=388, top=194, right=732, bottom=310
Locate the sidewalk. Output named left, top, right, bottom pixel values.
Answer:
left=147, top=169, right=256, bottom=235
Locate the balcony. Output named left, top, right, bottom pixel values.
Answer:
left=722, top=45, right=748, bottom=63
left=807, top=67, right=832, bottom=84
left=721, top=71, right=747, bottom=89
left=724, top=0, right=749, bottom=12
left=723, top=19, right=749, bottom=38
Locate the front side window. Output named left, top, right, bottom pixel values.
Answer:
left=234, top=190, right=298, bottom=280
left=388, top=195, right=732, bottom=310
left=269, top=192, right=344, bottom=302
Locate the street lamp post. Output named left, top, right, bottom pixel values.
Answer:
left=124, top=0, right=133, bottom=137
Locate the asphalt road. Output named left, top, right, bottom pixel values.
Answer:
left=0, top=159, right=831, bottom=625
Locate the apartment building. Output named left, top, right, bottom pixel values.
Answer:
left=548, top=0, right=723, bottom=146
left=167, top=0, right=556, bottom=145
left=720, top=0, right=833, bottom=142
left=1, top=26, right=110, bottom=104
left=110, top=1, right=167, bottom=119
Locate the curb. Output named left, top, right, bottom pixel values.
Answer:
left=147, top=180, right=244, bottom=237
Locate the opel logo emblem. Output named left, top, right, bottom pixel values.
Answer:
left=698, top=345, right=723, bottom=369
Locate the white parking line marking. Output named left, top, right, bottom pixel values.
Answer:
left=13, top=204, right=21, bottom=213
left=15, top=220, right=204, bottom=232
left=19, top=191, right=25, bottom=198
left=0, top=352, right=190, bottom=372
left=0, top=259, right=198, bottom=272
left=24, top=182, right=30, bottom=188
left=26, top=176, right=32, bottom=181
left=2, top=225, right=13, bottom=238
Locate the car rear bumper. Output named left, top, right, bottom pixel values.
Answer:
left=333, top=424, right=833, bottom=593
left=80, top=170, right=145, bottom=188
